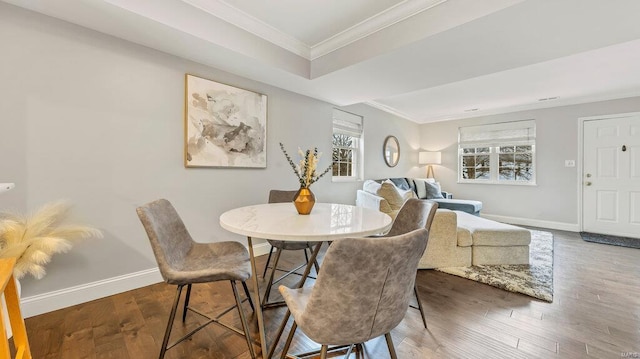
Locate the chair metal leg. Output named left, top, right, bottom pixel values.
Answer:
left=356, top=343, right=365, bottom=359
left=295, top=242, right=323, bottom=288
left=231, top=281, right=256, bottom=359
left=182, top=283, right=192, bottom=322
left=414, top=283, right=428, bottom=329
left=313, top=257, right=320, bottom=275
left=384, top=333, right=398, bottom=359
left=160, top=285, right=184, bottom=359
left=262, top=247, right=283, bottom=307
left=280, top=320, right=297, bottom=359
left=262, top=245, right=275, bottom=279
left=241, top=281, right=254, bottom=312
left=304, top=247, right=321, bottom=275
left=320, top=345, right=329, bottom=359
left=344, top=344, right=355, bottom=358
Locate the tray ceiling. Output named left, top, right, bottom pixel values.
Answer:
left=4, top=0, right=640, bottom=123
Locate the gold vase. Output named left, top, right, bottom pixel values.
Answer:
left=293, top=187, right=315, bottom=215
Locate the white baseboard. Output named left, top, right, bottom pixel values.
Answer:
left=251, top=241, right=272, bottom=257
left=20, top=268, right=163, bottom=318
left=20, top=242, right=273, bottom=318
left=481, top=213, right=579, bottom=232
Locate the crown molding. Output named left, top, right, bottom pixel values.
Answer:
left=366, top=100, right=416, bottom=122
left=181, top=0, right=310, bottom=58
left=311, top=0, right=447, bottom=60
left=181, top=0, right=447, bottom=61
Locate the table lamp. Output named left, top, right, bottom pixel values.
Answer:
left=418, top=152, right=441, bottom=178
left=0, top=183, right=15, bottom=194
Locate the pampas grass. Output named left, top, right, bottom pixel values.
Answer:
left=0, top=201, right=103, bottom=279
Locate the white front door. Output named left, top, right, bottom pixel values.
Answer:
left=582, top=115, right=640, bottom=237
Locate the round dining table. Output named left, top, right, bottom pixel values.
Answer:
left=220, top=202, right=392, bottom=358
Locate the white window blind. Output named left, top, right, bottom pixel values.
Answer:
left=459, top=119, right=536, bottom=146
left=333, top=109, right=363, bottom=137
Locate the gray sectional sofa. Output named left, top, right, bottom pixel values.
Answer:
left=363, top=177, right=483, bottom=215
left=355, top=177, right=531, bottom=268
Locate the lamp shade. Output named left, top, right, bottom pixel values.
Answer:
left=0, top=183, right=15, bottom=194
left=418, top=151, right=441, bottom=165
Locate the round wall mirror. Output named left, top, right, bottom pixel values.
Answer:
left=383, top=135, right=400, bottom=167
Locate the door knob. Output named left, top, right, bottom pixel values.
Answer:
left=586, top=173, right=592, bottom=178
left=585, top=182, right=592, bottom=186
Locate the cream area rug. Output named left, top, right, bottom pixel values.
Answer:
left=436, top=230, right=554, bottom=302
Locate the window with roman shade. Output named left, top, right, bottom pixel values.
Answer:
left=458, top=120, right=536, bottom=184
left=332, top=109, right=363, bottom=181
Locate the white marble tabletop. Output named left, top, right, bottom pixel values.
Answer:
left=220, top=202, right=392, bottom=241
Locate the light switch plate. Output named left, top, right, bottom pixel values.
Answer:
left=565, top=160, right=576, bottom=167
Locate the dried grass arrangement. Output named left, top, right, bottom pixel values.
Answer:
left=279, top=142, right=331, bottom=188
left=0, top=201, right=102, bottom=279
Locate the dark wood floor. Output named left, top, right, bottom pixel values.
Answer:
left=23, top=228, right=640, bottom=358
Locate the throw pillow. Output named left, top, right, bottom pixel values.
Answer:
left=414, top=177, right=436, bottom=184
left=379, top=199, right=393, bottom=215
left=362, top=179, right=381, bottom=195
left=388, top=178, right=411, bottom=190
left=400, top=187, right=417, bottom=202
left=424, top=181, right=444, bottom=199
left=412, top=179, right=428, bottom=199
left=378, top=180, right=405, bottom=210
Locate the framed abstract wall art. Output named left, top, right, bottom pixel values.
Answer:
left=184, top=74, right=267, bottom=168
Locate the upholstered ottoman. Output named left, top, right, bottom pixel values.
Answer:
left=454, top=211, right=531, bottom=265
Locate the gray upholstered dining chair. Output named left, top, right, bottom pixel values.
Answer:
left=384, top=198, right=438, bottom=329
left=278, top=228, right=431, bottom=359
left=261, top=190, right=320, bottom=307
left=136, top=199, right=256, bottom=359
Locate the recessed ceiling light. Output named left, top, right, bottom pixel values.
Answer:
left=538, top=96, right=559, bottom=102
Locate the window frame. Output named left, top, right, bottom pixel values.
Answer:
left=458, top=120, right=536, bottom=185
left=332, top=133, right=358, bottom=179
left=332, top=109, right=363, bottom=182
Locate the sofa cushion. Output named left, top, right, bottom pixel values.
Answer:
left=362, top=179, right=381, bottom=194
left=424, top=181, right=444, bottom=199
left=379, top=200, right=393, bottom=215
left=455, top=211, right=531, bottom=246
left=400, top=187, right=417, bottom=202
left=411, top=179, right=428, bottom=199
left=361, top=181, right=393, bottom=215
left=456, top=228, right=473, bottom=247
left=390, top=178, right=411, bottom=190
left=412, top=178, right=444, bottom=199
left=375, top=177, right=410, bottom=191
left=378, top=181, right=405, bottom=210
left=433, top=199, right=482, bottom=214
left=473, top=245, right=530, bottom=265
left=379, top=180, right=416, bottom=210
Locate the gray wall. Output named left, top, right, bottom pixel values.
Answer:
left=0, top=3, right=419, bottom=298
left=420, top=97, right=640, bottom=225
left=5, top=1, right=638, bottom=302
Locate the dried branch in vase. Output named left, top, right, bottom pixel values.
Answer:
left=279, top=142, right=332, bottom=188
